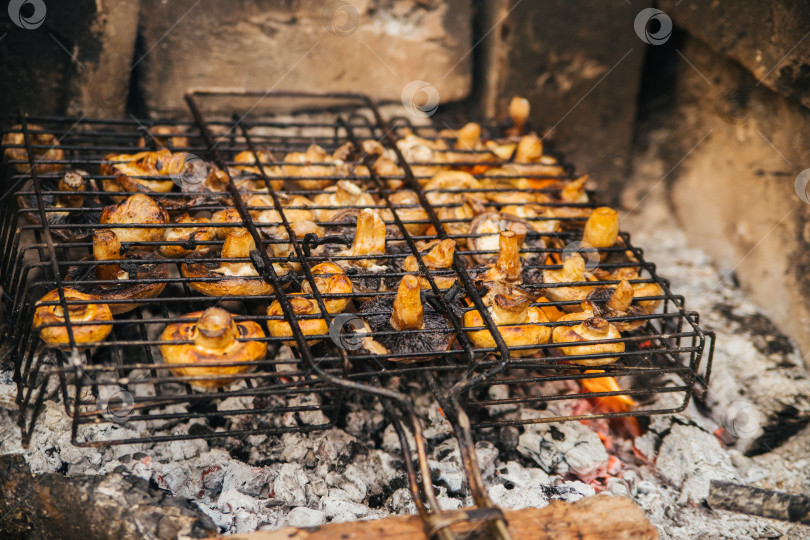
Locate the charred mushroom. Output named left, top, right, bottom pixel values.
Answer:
left=211, top=208, right=243, bottom=239
left=100, top=148, right=176, bottom=195
left=137, top=125, right=190, bottom=149
left=160, top=307, right=266, bottom=389
left=64, top=229, right=168, bottom=314
left=359, top=274, right=455, bottom=362
left=100, top=193, right=169, bottom=248
left=3, top=124, right=65, bottom=174
left=181, top=229, right=276, bottom=297
left=608, top=268, right=664, bottom=314
left=463, top=293, right=550, bottom=357
left=401, top=239, right=457, bottom=289
left=552, top=316, right=624, bottom=366
left=33, top=288, right=113, bottom=347
left=16, top=170, right=101, bottom=242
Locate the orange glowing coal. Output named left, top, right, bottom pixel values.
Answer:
left=579, top=370, right=636, bottom=412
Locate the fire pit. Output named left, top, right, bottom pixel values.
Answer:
left=6, top=89, right=800, bottom=540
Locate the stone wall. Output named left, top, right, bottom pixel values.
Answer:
left=635, top=1, right=810, bottom=360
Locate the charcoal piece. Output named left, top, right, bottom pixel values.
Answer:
left=0, top=454, right=217, bottom=540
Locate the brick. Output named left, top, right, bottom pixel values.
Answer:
left=134, top=0, right=472, bottom=117
left=660, top=0, right=810, bottom=110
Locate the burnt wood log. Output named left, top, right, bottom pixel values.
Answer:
left=213, top=495, right=658, bottom=540
left=0, top=454, right=217, bottom=539
left=708, top=480, right=810, bottom=526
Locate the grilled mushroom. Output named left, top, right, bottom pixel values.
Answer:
left=64, top=229, right=168, bottom=314
left=401, top=239, right=457, bottom=289
left=232, top=150, right=283, bottom=192
left=181, top=229, right=276, bottom=297
left=583, top=206, right=619, bottom=249
left=468, top=212, right=538, bottom=266
left=506, top=96, right=531, bottom=137
left=359, top=274, right=455, bottom=362
left=339, top=209, right=387, bottom=269
left=101, top=149, right=177, bottom=195
left=266, top=294, right=328, bottom=347
left=33, top=288, right=113, bottom=347
left=463, top=293, right=550, bottom=357
left=499, top=204, right=560, bottom=234
left=312, top=181, right=377, bottom=222
left=608, top=268, right=664, bottom=314
left=556, top=280, right=646, bottom=332
left=388, top=189, right=429, bottom=235
left=423, top=171, right=487, bottom=241
left=2, top=124, right=65, bottom=173
left=211, top=208, right=243, bottom=239
left=477, top=230, right=525, bottom=284
left=541, top=253, right=592, bottom=309
left=15, top=170, right=101, bottom=242
left=160, top=307, right=266, bottom=389
left=137, top=125, right=190, bottom=149
left=282, top=144, right=350, bottom=190
left=552, top=316, right=624, bottom=366
left=300, top=262, right=353, bottom=314
left=100, top=193, right=169, bottom=248
left=159, top=214, right=216, bottom=258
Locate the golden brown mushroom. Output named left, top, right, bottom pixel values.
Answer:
left=608, top=268, right=664, bottom=314
left=300, top=262, right=353, bottom=314
left=388, top=189, right=429, bottom=235
left=232, top=150, right=283, bottom=192
left=160, top=307, right=266, bottom=389
left=211, top=208, right=244, bottom=239
left=100, top=149, right=176, bottom=195
left=478, top=230, right=525, bottom=284
left=468, top=212, right=537, bottom=266
left=282, top=144, right=350, bottom=190
left=552, top=316, right=624, bottom=366
left=181, top=229, right=276, bottom=297
left=100, top=193, right=169, bottom=247
left=33, top=288, right=113, bottom=347
left=159, top=214, right=216, bottom=258
left=402, top=239, right=457, bottom=289
left=506, top=96, right=531, bottom=137
left=2, top=124, right=65, bottom=174
left=64, top=229, right=168, bottom=314
left=463, top=293, right=550, bottom=357
left=137, top=125, right=190, bottom=149
left=541, top=253, right=593, bottom=310
left=583, top=206, right=619, bottom=249
left=312, top=181, right=377, bottom=223
left=266, top=294, right=329, bottom=347
left=339, top=209, right=387, bottom=269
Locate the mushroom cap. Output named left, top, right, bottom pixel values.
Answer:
left=282, top=144, right=346, bottom=190
left=2, top=124, right=65, bottom=173
left=100, top=149, right=176, bottom=195
left=211, top=208, right=244, bottom=239
left=552, top=316, right=624, bottom=366
left=233, top=150, right=283, bottom=191
left=463, top=305, right=550, bottom=357
left=541, top=254, right=592, bottom=309
left=159, top=214, right=217, bottom=258
left=160, top=308, right=266, bottom=389
left=388, top=189, right=429, bottom=235
left=100, top=193, right=170, bottom=245
left=360, top=293, right=455, bottom=362
left=468, top=212, right=539, bottom=266
left=266, top=294, right=329, bottom=347
left=300, top=262, right=353, bottom=314
left=181, top=249, right=275, bottom=297
left=15, top=172, right=101, bottom=242
left=33, top=288, right=113, bottom=347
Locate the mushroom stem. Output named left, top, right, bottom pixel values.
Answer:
left=584, top=316, right=610, bottom=336
left=583, top=206, right=619, bottom=248
left=56, top=171, right=85, bottom=208
left=560, top=253, right=586, bottom=281
left=335, top=180, right=363, bottom=204
left=390, top=274, right=424, bottom=331
left=194, top=307, right=237, bottom=350
left=509, top=97, right=531, bottom=135
left=607, top=279, right=634, bottom=312
left=219, top=229, right=259, bottom=275
left=515, top=134, right=543, bottom=163
left=492, top=294, right=531, bottom=325
left=454, top=122, right=481, bottom=150
left=350, top=209, right=386, bottom=264
left=93, top=230, right=123, bottom=282
left=495, top=230, right=523, bottom=282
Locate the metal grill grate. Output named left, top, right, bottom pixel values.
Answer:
left=1, top=91, right=713, bottom=539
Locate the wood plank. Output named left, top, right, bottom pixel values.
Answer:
left=211, top=495, right=658, bottom=540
